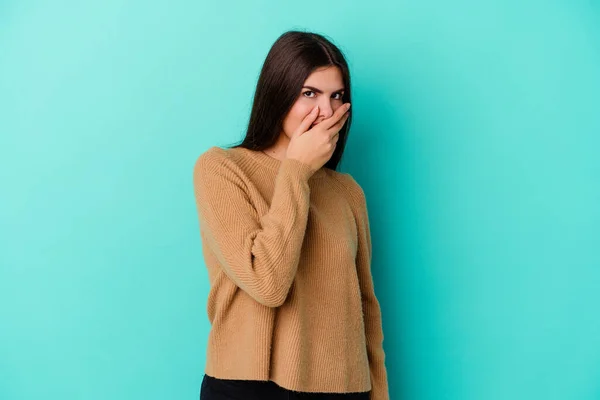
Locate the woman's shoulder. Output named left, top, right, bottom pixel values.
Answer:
left=194, top=146, right=246, bottom=172
left=327, top=170, right=367, bottom=208
left=192, top=146, right=251, bottom=189
left=195, top=145, right=260, bottom=165
left=195, top=145, right=230, bottom=164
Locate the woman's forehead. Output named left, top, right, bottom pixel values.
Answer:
left=303, top=67, right=344, bottom=91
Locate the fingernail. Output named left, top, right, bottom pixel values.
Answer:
left=346, top=103, right=351, bottom=109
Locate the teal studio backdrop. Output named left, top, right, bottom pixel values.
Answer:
left=1, top=0, right=599, bottom=399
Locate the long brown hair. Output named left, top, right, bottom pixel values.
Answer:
left=228, top=30, right=353, bottom=171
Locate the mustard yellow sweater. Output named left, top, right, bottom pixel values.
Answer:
left=192, top=145, right=389, bottom=399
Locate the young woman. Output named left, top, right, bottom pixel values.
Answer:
left=193, top=30, right=389, bottom=400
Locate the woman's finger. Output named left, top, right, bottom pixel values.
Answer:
left=292, top=106, right=320, bottom=137
left=328, top=111, right=350, bottom=135
left=319, top=103, right=350, bottom=130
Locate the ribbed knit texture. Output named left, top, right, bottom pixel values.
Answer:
left=192, top=145, right=389, bottom=399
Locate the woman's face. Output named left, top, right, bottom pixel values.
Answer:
left=281, top=66, right=346, bottom=138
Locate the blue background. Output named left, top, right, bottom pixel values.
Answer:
left=1, top=0, right=599, bottom=399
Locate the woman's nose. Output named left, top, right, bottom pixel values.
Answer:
left=318, top=100, right=334, bottom=119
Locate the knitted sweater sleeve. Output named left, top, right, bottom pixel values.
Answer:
left=348, top=176, right=390, bottom=400
left=192, top=148, right=315, bottom=308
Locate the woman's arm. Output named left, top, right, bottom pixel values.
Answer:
left=350, top=176, right=390, bottom=400
left=193, top=147, right=315, bottom=307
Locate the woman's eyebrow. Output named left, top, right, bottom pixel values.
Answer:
left=303, top=85, right=345, bottom=94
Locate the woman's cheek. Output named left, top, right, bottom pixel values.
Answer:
left=284, top=100, right=314, bottom=136
left=282, top=113, right=302, bottom=137
left=293, top=98, right=315, bottom=116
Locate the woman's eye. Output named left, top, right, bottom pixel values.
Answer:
left=303, top=91, right=344, bottom=99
